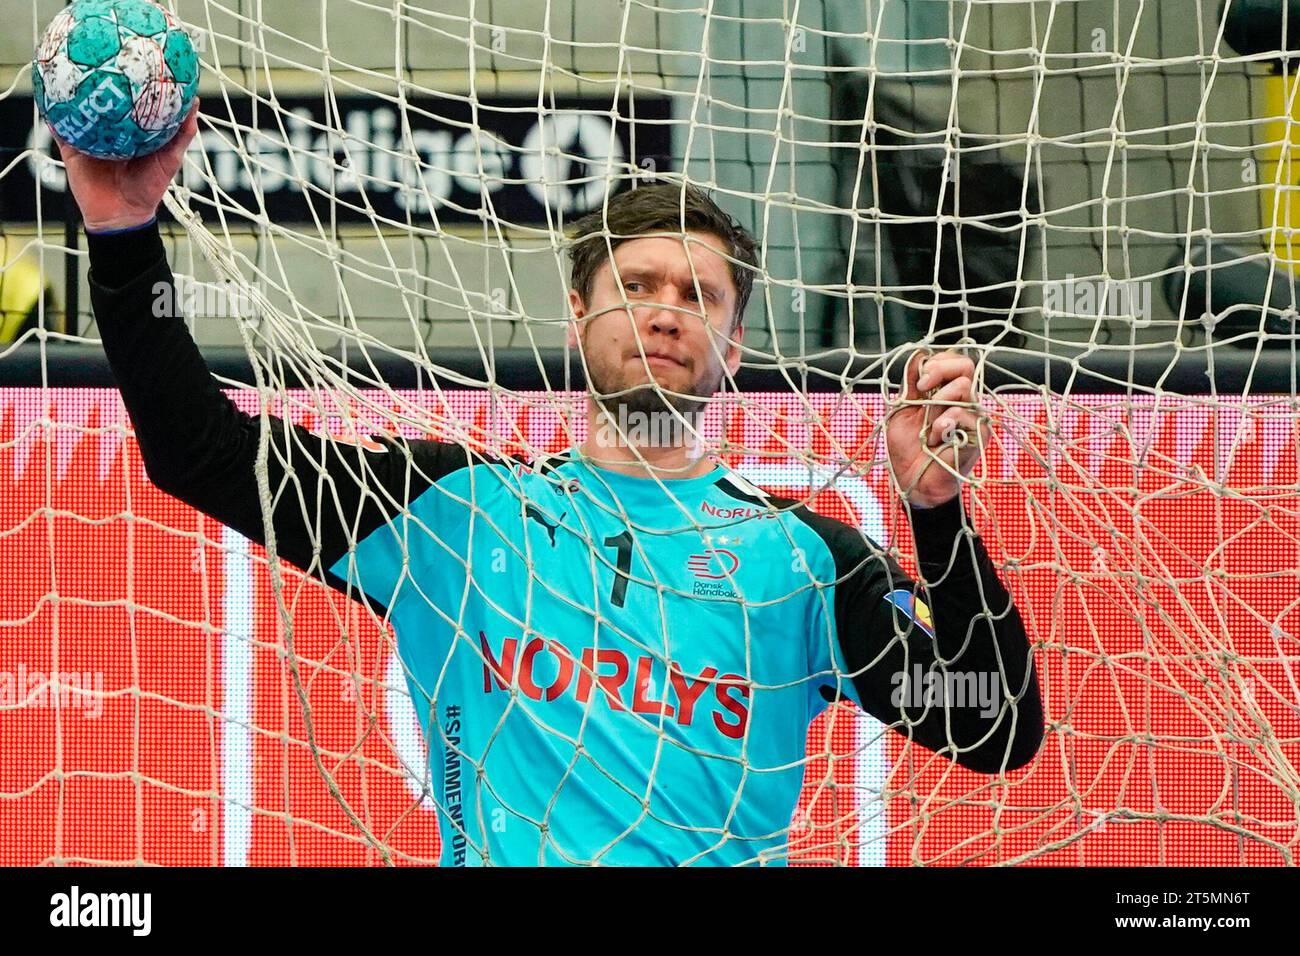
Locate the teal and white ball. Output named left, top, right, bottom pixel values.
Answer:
left=33, top=0, right=199, bottom=160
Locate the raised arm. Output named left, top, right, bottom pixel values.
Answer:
left=59, top=104, right=470, bottom=610
left=807, top=345, right=1043, bottom=773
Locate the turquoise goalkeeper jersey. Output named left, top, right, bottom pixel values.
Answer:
left=335, top=450, right=882, bottom=866
left=87, top=222, right=1043, bottom=867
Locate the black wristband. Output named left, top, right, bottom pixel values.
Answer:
left=86, top=219, right=167, bottom=293
left=906, top=493, right=974, bottom=578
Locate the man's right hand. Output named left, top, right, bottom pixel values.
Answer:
left=51, top=99, right=200, bottom=233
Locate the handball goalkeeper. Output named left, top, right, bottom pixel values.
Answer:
left=57, top=104, right=1043, bottom=866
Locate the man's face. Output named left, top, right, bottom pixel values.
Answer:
left=567, top=230, right=743, bottom=421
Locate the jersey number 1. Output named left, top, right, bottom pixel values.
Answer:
left=603, top=531, right=633, bottom=607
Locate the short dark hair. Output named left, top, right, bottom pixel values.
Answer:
left=567, top=182, right=759, bottom=328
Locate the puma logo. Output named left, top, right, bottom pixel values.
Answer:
left=525, top=505, right=564, bottom=547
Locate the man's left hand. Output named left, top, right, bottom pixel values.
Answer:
left=885, top=348, right=991, bottom=508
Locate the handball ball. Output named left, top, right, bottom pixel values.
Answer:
left=33, top=0, right=199, bottom=160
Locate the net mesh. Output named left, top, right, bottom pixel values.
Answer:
left=1, top=0, right=1299, bottom=865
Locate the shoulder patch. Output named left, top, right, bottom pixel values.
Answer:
left=882, top=588, right=935, bottom=638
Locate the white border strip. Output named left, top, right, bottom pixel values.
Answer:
left=733, top=460, right=889, bottom=867
left=221, top=526, right=254, bottom=867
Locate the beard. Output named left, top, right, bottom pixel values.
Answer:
left=580, top=332, right=724, bottom=437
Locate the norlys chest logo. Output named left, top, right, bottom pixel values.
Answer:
left=479, top=633, right=750, bottom=739
left=700, top=500, right=775, bottom=520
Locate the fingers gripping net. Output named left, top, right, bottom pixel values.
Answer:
left=2, top=0, right=1299, bottom=865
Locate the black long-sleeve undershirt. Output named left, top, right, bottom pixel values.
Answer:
left=88, top=221, right=470, bottom=600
